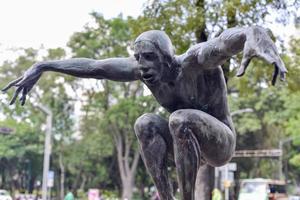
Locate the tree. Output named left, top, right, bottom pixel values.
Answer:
left=102, top=96, right=160, bottom=199
left=68, top=13, right=160, bottom=199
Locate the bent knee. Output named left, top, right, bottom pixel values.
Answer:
left=204, top=142, right=236, bottom=167
left=135, top=113, right=155, bottom=137
left=135, top=113, right=156, bottom=130
left=206, top=154, right=233, bottom=167
left=169, top=109, right=207, bottom=127
left=134, top=113, right=166, bottom=140
left=169, top=109, right=205, bottom=138
left=169, top=109, right=190, bottom=129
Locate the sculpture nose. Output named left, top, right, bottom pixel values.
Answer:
left=138, top=55, right=145, bottom=64
left=140, top=65, right=150, bottom=73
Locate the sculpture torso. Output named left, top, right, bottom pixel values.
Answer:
left=144, top=63, right=234, bottom=131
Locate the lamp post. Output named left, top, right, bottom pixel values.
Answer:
left=36, top=104, right=52, bottom=200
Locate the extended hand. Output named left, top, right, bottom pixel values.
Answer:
left=236, top=26, right=287, bottom=85
left=2, top=64, right=42, bottom=105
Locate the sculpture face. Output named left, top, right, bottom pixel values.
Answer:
left=134, top=41, right=164, bottom=85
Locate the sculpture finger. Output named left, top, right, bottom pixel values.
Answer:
left=2, top=76, right=24, bottom=92
left=236, top=55, right=251, bottom=77
left=280, top=71, right=286, bottom=81
left=275, top=59, right=287, bottom=81
left=15, top=77, right=30, bottom=86
left=20, top=87, right=28, bottom=106
left=26, top=84, right=34, bottom=94
left=277, top=63, right=287, bottom=82
left=9, top=87, right=23, bottom=105
left=260, top=51, right=287, bottom=83
left=271, top=64, right=279, bottom=86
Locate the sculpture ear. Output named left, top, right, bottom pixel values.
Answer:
left=163, top=55, right=173, bottom=69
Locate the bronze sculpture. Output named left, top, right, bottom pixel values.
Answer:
left=2, top=26, right=287, bottom=200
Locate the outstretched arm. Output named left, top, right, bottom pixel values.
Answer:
left=182, top=26, right=287, bottom=84
left=2, top=57, right=140, bottom=105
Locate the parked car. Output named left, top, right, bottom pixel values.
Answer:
left=238, top=178, right=288, bottom=200
left=289, top=196, right=300, bottom=200
left=0, top=190, right=12, bottom=200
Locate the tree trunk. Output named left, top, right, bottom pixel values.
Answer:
left=112, top=124, right=140, bottom=200
left=79, top=174, right=87, bottom=190
left=119, top=149, right=140, bottom=200
left=59, top=152, right=65, bottom=200
left=121, top=176, right=134, bottom=200
left=72, top=166, right=83, bottom=195
left=195, top=164, right=215, bottom=200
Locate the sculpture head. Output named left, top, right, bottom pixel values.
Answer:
left=134, top=30, right=175, bottom=85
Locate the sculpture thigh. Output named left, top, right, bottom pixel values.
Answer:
left=134, top=113, right=174, bottom=200
left=169, top=109, right=235, bottom=200
left=169, top=109, right=235, bottom=167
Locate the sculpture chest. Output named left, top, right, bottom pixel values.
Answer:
left=148, top=73, right=213, bottom=113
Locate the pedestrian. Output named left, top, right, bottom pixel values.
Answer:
left=64, top=188, right=74, bottom=200
left=212, top=188, right=222, bottom=200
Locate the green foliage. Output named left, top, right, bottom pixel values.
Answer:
left=0, top=119, right=42, bottom=158
left=290, top=154, right=300, bottom=170
left=129, top=0, right=205, bottom=53
left=68, top=13, right=132, bottom=59
left=103, top=96, right=159, bottom=131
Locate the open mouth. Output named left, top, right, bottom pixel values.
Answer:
left=142, top=73, right=157, bottom=84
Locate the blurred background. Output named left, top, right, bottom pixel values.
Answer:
left=0, top=0, right=300, bottom=199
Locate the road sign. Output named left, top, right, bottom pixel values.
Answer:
left=234, top=149, right=282, bottom=158
left=47, top=171, right=54, bottom=188
left=228, top=163, right=237, bottom=171
left=223, top=180, right=231, bottom=188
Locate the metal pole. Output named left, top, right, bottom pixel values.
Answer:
left=214, top=167, right=219, bottom=188
left=279, top=140, right=283, bottom=180
left=37, top=104, right=52, bottom=200
left=224, top=164, right=229, bottom=200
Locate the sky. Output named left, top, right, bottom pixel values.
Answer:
left=0, top=0, right=298, bottom=63
left=0, top=0, right=146, bottom=62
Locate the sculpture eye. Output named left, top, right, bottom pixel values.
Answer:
left=143, top=52, right=157, bottom=61
left=134, top=54, right=140, bottom=61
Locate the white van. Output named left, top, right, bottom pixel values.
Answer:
left=238, top=178, right=288, bottom=200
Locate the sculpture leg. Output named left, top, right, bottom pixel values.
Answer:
left=134, top=113, right=174, bottom=200
left=169, top=109, right=236, bottom=200
left=169, top=112, right=201, bottom=200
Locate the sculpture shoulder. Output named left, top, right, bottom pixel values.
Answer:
left=176, top=38, right=229, bottom=70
